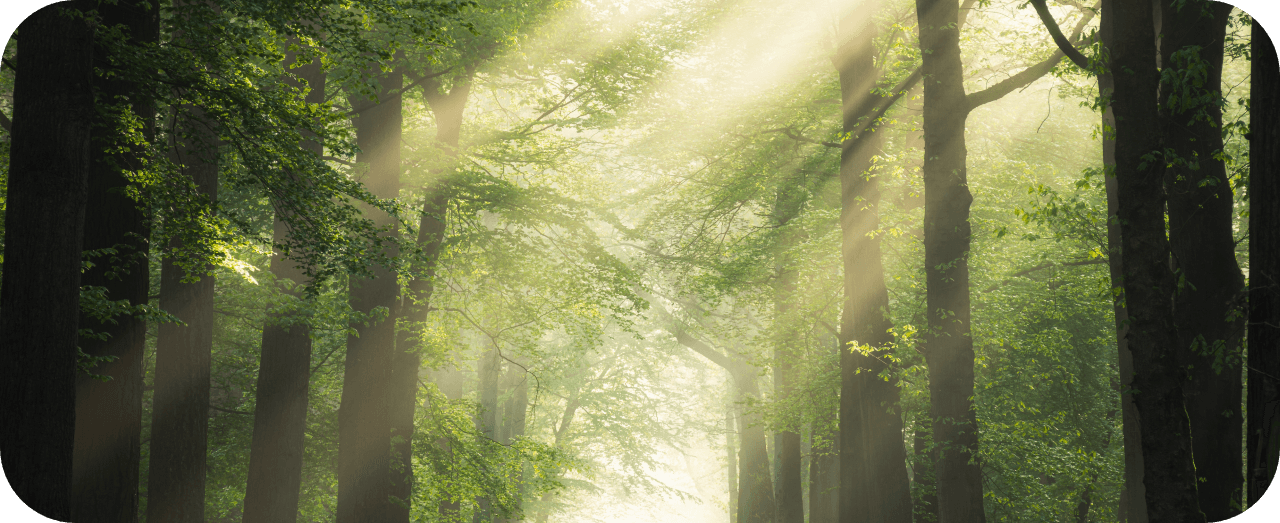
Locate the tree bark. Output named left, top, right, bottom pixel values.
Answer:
left=1248, top=16, right=1280, bottom=510
left=388, top=67, right=475, bottom=523
left=728, top=400, right=740, bottom=523
left=0, top=2, right=95, bottom=519
left=148, top=109, right=219, bottom=523
left=808, top=427, right=838, bottom=523
left=772, top=173, right=806, bottom=523
left=734, top=369, right=777, bottom=523
left=1106, top=0, right=1203, bottom=519
left=242, top=43, right=325, bottom=523
left=1156, top=4, right=1244, bottom=520
left=71, top=2, right=157, bottom=522
left=337, top=57, right=403, bottom=523
left=912, top=426, right=938, bottom=522
left=475, top=343, right=502, bottom=523
left=915, top=0, right=983, bottom=520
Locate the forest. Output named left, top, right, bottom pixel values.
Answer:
left=0, top=0, right=1278, bottom=522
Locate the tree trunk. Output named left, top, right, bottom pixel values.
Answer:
left=1248, top=16, right=1280, bottom=510
left=337, top=57, right=403, bottom=523
left=0, top=2, right=95, bottom=519
left=242, top=44, right=325, bottom=523
left=496, top=364, right=529, bottom=523
left=1097, top=0, right=1148, bottom=516
left=388, top=68, right=475, bottom=523
left=148, top=111, right=219, bottom=523
left=71, top=2, right=157, bottom=522
left=733, top=367, right=777, bottom=523
left=915, top=0, right=984, bottom=520
left=1106, top=0, right=1203, bottom=520
left=1157, top=4, right=1244, bottom=520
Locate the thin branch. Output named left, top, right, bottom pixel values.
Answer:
left=1029, top=0, right=1093, bottom=70
left=0, top=110, right=10, bottom=133
left=346, top=66, right=454, bottom=117
left=2, top=57, right=14, bottom=73
left=981, top=258, right=1107, bottom=293
left=209, top=404, right=252, bottom=416
left=320, top=155, right=357, bottom=167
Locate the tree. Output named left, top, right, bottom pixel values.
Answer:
left=1248, top=14, right=1280, bottom=510
left=241, top=41, right=325, bottom=523
left=72, top=2, right=158, bottom=522
left=1106, top=0, right=1203, bottom=519
left=0, top=2, right=95, bottom=519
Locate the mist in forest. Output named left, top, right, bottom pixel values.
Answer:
left=0, top=1, right=1278, bottom=523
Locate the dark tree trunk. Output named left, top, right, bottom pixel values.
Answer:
left=71, top=2, right=157, bottom=522
left=0, top=2, right=95, bottom=519
left=734, top=368, right=777, bottom=523
left=337, top=59, right=403, bottom=523
left=1248, top=17, right=1280, bottom=510
left=496, top=364, right=529, bottom=523
left=148, top=112, right=219, bottom=523
left=1157, top=4, right=1244, bottom=520
left=1097, top=1, right=1148, bottom=517
left=915, top=0, right=984, bottom=520
left=1105, top=0, right=1203, bottom=520
left=242, top=45, right=325, bottom=523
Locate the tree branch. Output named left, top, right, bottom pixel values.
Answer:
left=965, top=4, right=1096, bottom=111
left=0, top=110, right=10, bottom=133
left=1029, top=0, right=1092, bottom=70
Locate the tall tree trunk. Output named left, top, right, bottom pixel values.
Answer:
left=834, top=7, right=912, bottom=523
left=1105, top=0, right=1203, bottom=519
left=337, top=57, right=403, bottom=523
left=1248, top=16, right=1280, bottom=510
left=1096, top=0, right=1148, bottom=518
left=148, top=110, right=219, bottom=523
left=0, top=2, right=95, bottom=519
left=242, top=44, right=325, bottom=523
left=72, top=2, right=157, bottom=522
left=1157, top=4, right=1244, bottom=520
left=389, top=68, right=475, bottom=523
left=915, top=0, right=983, bottom=520
left=734, top=367, right=777, bottom=523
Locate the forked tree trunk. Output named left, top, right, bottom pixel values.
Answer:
left=0, top=2, right=95, bottom=519
left=1105, top=0, right=1203, bottom=519
left=242, top=44, right=326, bottom=523
left=72, top=2, right=158, bottom=522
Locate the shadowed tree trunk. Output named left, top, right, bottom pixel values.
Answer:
left=496, top=363, right=529, bottom=523
left=72, top=2, right=158, bottom=522
left=0, top=2, right=95, bottom=519
left=337, top=56, right=403, bottom=523
left=808, top=426, right=838, bottom=523
left=242, top=43, right=326, bottom=523
left=1157, top=4, right=1243, bottom=520
left=734, top=369, right=777, bottom=523
left=148, top=107, right=220, bottom=523
left=915, top=0, right=984, bottom=519
left=1248, top=16, right=1280, bottom=510
left=1106, top=0, right=1203, bottom=519
left=912, top=426, right=938, bottom=522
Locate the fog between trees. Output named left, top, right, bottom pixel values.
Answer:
left=0, top=1, right=1278, bottom=522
